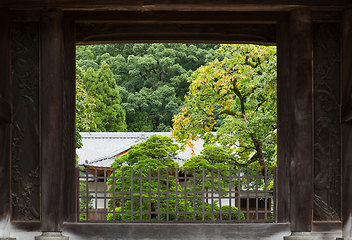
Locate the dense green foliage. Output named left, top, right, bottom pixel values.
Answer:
left=77, top=43, right=222, bottom=132
left=76, top=66, right=96, bottom=220
left=83, top=61, right=127, bottom=132
left=182, top=145, right=235, bottom=191
left=107, top=135, right=187, bottom=220
left=76, top=43, right=277, bottom=221
left=107, top=135, right=244, bottom=221
left=172, top=44, right=277, bottom=172
left=76, top=65, right=96, bottom=149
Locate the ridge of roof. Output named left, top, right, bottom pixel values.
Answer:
left=78, top=132, right=205, bottom=167
left=80, top=131, right=172, bottom=139
left=81, top=132, right=173, bottom=165
left=86, top=138, right=142, bottom=164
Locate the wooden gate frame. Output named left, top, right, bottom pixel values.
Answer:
left=1, top=2, right=352, bottom=239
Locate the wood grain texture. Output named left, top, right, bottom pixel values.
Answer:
left=0, top=9, right=12, bottom=220
left=312, top=221, right=342, bottom=233
left=11, top=22, right=40, bottom=222
left=276, top=20, right=291, bottom=223
left=312, top=11, right=343, bottom=21
left=40, top=8, right=65, bottom=231
left=76, top=23, right=277, bottom=45
left=289, top=8, right=313, bottom=232
left=313, top=23, right=341, bottom=221
left=66, top=10, right=287, bottom=23
left=0, top=96, right=12, bottom=124
left=341, top=8, right=352, bottom=239
left=1, top=0, right=352, bottom=11
left=11, top=222, right=41, bottom=231
left=62, top=18, right=77, bottom=223
left=341, top=97, right=352, bottom=122
left=63, top=222, right=291, bottom=240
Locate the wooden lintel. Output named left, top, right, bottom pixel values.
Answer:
left=1, top=0, right=352, bottom=11
left=312, top=11, right=343, bottom=21
left=76, top=23, right=277, bottom=45
left=66, top=11, right=288, bottom=24
left=0, top=96, right=12, bottom=124
left=86, top=165, right=112, bottom=177
left=341, top=98, right=352, bottom=123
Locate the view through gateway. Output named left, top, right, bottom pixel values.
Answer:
left=75, top=43, right=277, bottom=223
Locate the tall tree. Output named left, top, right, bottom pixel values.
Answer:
left=120, top=85, right=182, bottom=132
left=172, top=44, right=277, bottom=173
left=76, top=66, right=96, bottom=149
left=76, top=43, right=222, bottom=131
left=83, top=62, right=127, bottom=132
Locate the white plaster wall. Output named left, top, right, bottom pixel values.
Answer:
left=87, top=182, right=110, bottom=209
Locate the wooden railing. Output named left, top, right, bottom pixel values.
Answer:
left=79, top=166, right=275, bottom=223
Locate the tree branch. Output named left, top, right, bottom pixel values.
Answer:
left=232, top=84, right=248, bottom=121
left=244, top=56, right=261, bottom=69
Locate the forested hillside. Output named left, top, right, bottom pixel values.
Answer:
left=76, top=43, right=222, bottom=132
left=76, top=43, right=277, bottom=169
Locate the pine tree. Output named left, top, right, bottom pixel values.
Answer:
left=83, top=61, right=127, bottom=132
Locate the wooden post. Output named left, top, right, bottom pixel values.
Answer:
left=276, top=19, right=291, bottom=223
left=62, top=17, right=77, bottom=223
left=288, top=8, right=314, bottom=234
left=39, top=8, right=66, bottom=233
left=0, top=8, right=12, bottom=231
left=339, top=8, right=352, bottom=240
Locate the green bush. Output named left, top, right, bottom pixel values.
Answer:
left=218, top=205, right=245, bottom=220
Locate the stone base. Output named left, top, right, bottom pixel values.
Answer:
left=336, top=238, right=352, bottom=240
left=284, top=232, right=319, bottom=240
left=35, top=232, right=68, bottom=240
left=0, top=238, right=16, bottom=240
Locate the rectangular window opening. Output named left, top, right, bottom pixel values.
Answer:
left=75, top=43, right=277, bottom=224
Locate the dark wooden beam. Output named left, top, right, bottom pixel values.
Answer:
left=66, top=10, right=288, bottom=24
left=63, top=223, right=290, bottom=239
left=11, top=222, right=41, bottom=232
left=1, top=0, right=352, bottom=11
left=62, top=18, right=78, bottom=223
left=289, top=8, right=313, bottom=232
left=341, top=97, right=352, bottom=123
left=40, top=8, right=65, bottom=231
left=76, top=23, right=277, bottom=45
left=0, top=96, right=12, bottom=124
left=276, top=20, right=291, bottom=223
left=311, top=221, right=342, bottom=233
left=341, top=8, right=352, bottom=239
left=0, top=8, right=12, bottom=222
left=312, top=11, right=343, bottom=21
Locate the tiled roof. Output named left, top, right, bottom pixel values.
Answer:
left=77, top=132, right=205, bottom=168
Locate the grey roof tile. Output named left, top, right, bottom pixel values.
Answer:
left=77, top=132, right=205, bottom=168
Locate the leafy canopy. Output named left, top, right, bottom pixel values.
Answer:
left=172, top=44, right=277, bottom=171
left=108, top=135, right=244, bottom=221
left=83, top=61, right=127, bottom=132
left=77, top=43, right=222, bottom=132
left=76, top=65, right=96, bottom=149
left=108, top=135, right=186, bottom=221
